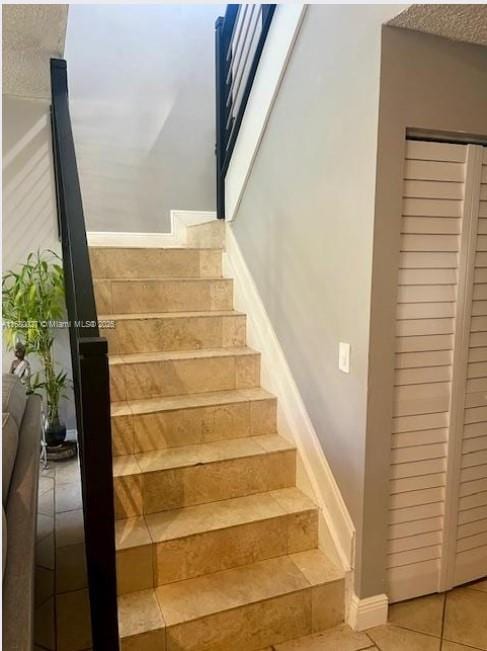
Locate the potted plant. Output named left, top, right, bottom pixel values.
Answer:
left=3, top=250, right=70, bottom=446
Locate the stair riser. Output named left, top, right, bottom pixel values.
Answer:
left=112, top=398, right=277, bottom=456
left=120, top=629, right=164, bottom=651
left=164, top=583, right=344, bottom=651
left=110, top=353, right=260, bottom=401
left=102, top=314, right=246, bottom=355
left=186, top=221, right=225, bottom=249
left=114, top=450, right=296, bottom=518
left=94, top=278, right=233, bottom=314
left=89, top=247, right=222, bottom=280
left=116, top=510, right=318, bottom=594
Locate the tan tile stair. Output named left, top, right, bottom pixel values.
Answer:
left=110, top=387, right=277, bottom=456
left=115, top=487, right=318, bottom=594
left=112, top=434, right=297, bottom=518
left=94, top=277, right=233, bottom=314
left=89, top=247, right=222, bottom=279
left=99, top=310, right=247, bottom=354
left=109, top=347, right=261, bottom=401
left=185, top=220, right=225, bottom=249
left=90, top=233, right=345, bottom=650
left=118, top=550, right=344, bottom=651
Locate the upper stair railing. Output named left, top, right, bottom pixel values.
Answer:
left=215, top=4, right=276, bottom=218
left=50, top=58, right=119, bottom=650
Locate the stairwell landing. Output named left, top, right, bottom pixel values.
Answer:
left=90, top=220, right=346, bottom=651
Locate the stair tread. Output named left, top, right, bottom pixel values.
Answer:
left=98, top=309, right=244, bottom=321
left=97, top=276, right=228, bottom=282
left=109, top=346, right=259, bottom=365
left=118, top=589, right=164, bottom=639
left=89, top=246, right=222, bottom=252
left=111, top=387, right=275, bottom=418
left=116, top=487, right=316, bottom=550
left=118, top=550, right=344, bottom=636
left=113, top=434, right=295, bottom=477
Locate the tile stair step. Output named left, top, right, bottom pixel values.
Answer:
left=118, top=550, right=345, bottom=651
left=94, top=277, right=233, bottom=314
left=115, top=487, right=319, bottom=592
left=100, top=309, right=243, bottom=320
left=111, top=387, right=277, bottom=455
left=108, top=347, right=261, bottom=402
left=98, top=310, right=246, bottom=354
left=185, top=220, right=225, bottom=249
left=112, top=434, right=296, bottom=518
left=89, top=246, right=222, bottom=279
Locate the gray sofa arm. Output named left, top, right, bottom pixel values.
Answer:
left=3, top=393, right=41, bottom=651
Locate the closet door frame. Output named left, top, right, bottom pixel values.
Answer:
left=440, top=144, right=484, bottom=592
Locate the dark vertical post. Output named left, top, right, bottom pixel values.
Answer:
left=215, top=5, right=239, bottom=220
left=79, top=338, right=119, bottom=650
left=50, top=59, right=99, bottom=338
left=50, top=56, right=119, bottom=650
left=261, top=3, right=274, bottom=26
left=215, top=16, right=226, bottom=219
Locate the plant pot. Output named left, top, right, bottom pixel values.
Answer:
left=45, top=419, right=67, bottom=447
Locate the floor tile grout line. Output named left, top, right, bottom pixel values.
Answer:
left=386, top=622, right=444, bottom=641
left=440, top=590, right=447, bottom=642
left=370, top=637, right=384, bottom=651
left=441, top=636, right=486, bottom=650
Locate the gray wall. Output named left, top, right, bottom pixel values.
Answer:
left=231, top=5, right=403, bottom=597
left=65, top=5, right=220, bottom=233
left=2, top=95, right=75, bottom=428
left=365, top=27, right=487, bottom=598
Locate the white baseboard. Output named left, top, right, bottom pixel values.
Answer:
left=347, top=593, right=388, bottom=631
left=87, top=211, right=217, bottom=248
left=87, top=231, right=179, bottom=248
left=224, top=223, right=355, bottom=572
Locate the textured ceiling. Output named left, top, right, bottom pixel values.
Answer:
left=2, top=4, right=69, bottom=98
left=389, top=4, right=487, bottom=47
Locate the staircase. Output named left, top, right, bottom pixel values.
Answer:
left=90, top=221, right=345, bottom=651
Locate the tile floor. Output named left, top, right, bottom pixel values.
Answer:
left=278, top=581, right=487, bottom=651
left=34, top=456, right=92, bottom=651
left=33, top=456, right=487, bottom=651
left=383, top=583, right=487, bottom=651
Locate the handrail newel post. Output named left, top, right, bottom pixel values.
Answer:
left=50, top=57, right=119, bottom=651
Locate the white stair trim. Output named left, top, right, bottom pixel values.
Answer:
left=87, top=231, right=179, bottom=248
left=87, top=210, right=217, bottom=248
left=347, top=593, right=388, bottom=631
left=223, top=223, right=355, bottom=572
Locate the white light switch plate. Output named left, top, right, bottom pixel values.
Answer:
left=339, top=342, right=351, bottom=373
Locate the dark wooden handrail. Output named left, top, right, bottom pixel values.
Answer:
left=215, top=4, right=276, bottom=218
left=50, top=58, right=119, bottom=651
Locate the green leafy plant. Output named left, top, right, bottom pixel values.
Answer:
left=2, top=250, right=70, bottom=430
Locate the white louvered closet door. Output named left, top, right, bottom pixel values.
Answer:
left=445, top=145, right=487, bottom=589
left=387, top=140, right=487, bottom=604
